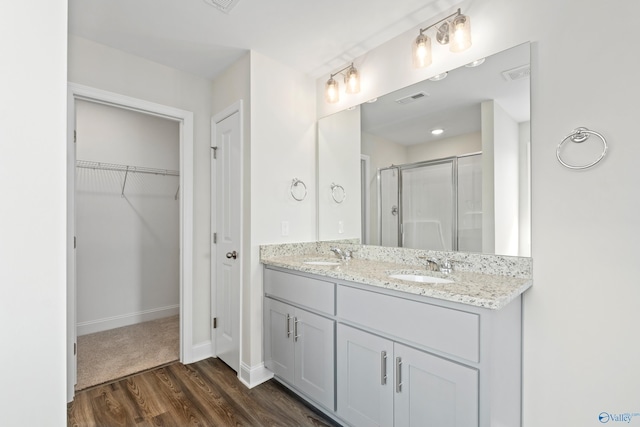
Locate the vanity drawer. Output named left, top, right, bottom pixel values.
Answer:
left=264, top=268, right=335, bottom=315
left=337, top=285, right=479, bottom=362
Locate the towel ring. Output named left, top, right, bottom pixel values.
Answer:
left=556, top=127, right=608, bottom=170
left=290, top=178, right=307, bottom=201
left=331, top=183, right=346, bottom=203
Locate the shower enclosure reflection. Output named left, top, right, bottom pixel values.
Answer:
left=379, top=154, right=482, bottom=252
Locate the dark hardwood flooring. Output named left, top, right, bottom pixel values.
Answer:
left=68, top=358, right=341, bottom=427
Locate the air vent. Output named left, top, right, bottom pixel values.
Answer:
left=502, top=64, right=530, bottom=81
left=203, top=0, right=241, bottom=13
left=395, top=91, right=429, bottom=105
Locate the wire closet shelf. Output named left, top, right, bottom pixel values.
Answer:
left=76, top=160, right=180, bottom=199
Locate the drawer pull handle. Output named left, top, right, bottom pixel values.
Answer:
left=286, top=314, right=291, bottom=338
left=294, top=318, right=301, bottom=342
left=381, top=351, right=388, bottom=385
left=395, top=357, right=403, bottom=393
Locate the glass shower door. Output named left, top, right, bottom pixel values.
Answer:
left=401, top=160, right=455, bottom=251
left=379, top=167, right=399, bottom=247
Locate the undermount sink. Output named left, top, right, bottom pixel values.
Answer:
left=303, top=260, right=341, bottom=266
left=388, top=273, right=454, bottom=284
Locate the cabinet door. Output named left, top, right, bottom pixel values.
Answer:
left=337, top=324, right=394, bottom=427
left=264, top=298, right=294, bottom=384
left=394, top=343, right=478, bottom=427
left=293, top=307, right=335, bottom=411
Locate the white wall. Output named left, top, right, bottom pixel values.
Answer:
left=0, top=1, right=68, bottom=426
left=482, top=100, right=520, bottom=256
left=406, top=131, right=481, bottom=161
left=75, top=100, right=180, bottom=334
left=317, top=0, right=640, bottom=425
left=68, top=35, right=213, bottom=346
left=318, top=107, right=361, bottom=240
left=248, top=52, right=317, bottom=370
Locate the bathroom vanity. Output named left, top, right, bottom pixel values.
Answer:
left=261, top=243, right=532, bottom=427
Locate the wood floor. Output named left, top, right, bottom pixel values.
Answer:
left=68, top=358, right=341, bottom=427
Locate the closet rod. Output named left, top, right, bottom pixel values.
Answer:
left=76, top=160, right=179, bottom=177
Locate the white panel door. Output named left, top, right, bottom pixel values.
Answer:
left=337, top=324, right=394, bottom=427
left=263, top=298, right=295, bottom=383
left=293, top=307, right=335, bottom=411
left=394, top=343, right=478, bottom=427
left=214, top=110, right=241, bottom=372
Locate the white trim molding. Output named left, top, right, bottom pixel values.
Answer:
left=77, top=305, right=180, bottom=336
left=239, top=362, right=274, bottom=389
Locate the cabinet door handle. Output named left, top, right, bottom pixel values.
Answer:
left=395, top=357, right=403, bottom=393
left=381, top=351, right=388, bottom=385
left=286, top=314, right=291, bottom=338
left=294, top=317, right=301, bottom=342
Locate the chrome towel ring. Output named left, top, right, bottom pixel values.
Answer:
left=331, top=183, right=346, bottom=203
left=290, top=178, right=307, bottom=201
left=556, top=127, right=608, bottom=170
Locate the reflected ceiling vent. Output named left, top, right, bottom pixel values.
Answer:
left=395, top=91, right=429, bottom=105
left=502, top=64, right=530, bottom=81
left=203, top=0, right=241, bottom=13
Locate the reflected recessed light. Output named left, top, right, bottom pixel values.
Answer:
left=347, top=106, right=356, bottom=111
left=429, top=72, right=448, bottom=81
left=431, top=128, right=444, bottom=135
left=367, top=98, right=378, bottom=103
left=465, top=58, right=486, bottom=67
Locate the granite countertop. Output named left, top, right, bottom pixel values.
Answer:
left=261, top=250, right=533, bottom=310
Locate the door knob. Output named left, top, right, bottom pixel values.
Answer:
left=226, top=251, right=238, bottom=259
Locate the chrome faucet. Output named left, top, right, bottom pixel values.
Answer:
left=421, top=257, right=453, bottom=274
left=330, top=247, right=353, bottom=261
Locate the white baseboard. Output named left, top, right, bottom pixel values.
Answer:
left=189, top=340, right=214, bottom=364
left=238, top=362, right=273, bottom=389
left=77, top=304, right=180, bottom=336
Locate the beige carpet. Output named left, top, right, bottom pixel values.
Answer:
left=76, top=315, right=179, bottom=390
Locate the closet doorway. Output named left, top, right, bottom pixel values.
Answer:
left=67, top=84, right=195, bottom=401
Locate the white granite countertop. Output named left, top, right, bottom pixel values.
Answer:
left=261, top=246, right=533, bottom=310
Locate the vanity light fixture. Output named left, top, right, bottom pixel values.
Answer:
left=413, top=8, right=472, bottom=68
left=325, top=62, right=361, bottom=104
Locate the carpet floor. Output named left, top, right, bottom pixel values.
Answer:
left=76, top=315, right=179, bottom=391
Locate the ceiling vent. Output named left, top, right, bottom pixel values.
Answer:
left=203, top=0, right=241, bottom=13
left=395, top=91, right=429, bottom=105
left=502, top=64, right=530, bottom=81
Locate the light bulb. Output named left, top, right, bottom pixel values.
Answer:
left=413, top=33, right=432, bottom=68
left=449, top=14, right=472, bottom=52
left=325, top=77, right=339, bottom=103
left=344, top=65, right=360, bottom=94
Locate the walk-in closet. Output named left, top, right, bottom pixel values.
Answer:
left=74, top=100, right=180, bottom=390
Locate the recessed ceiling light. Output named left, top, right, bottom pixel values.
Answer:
left=428, top=72, right=448, bottom=82
left=431, top=128, right=444, bottom=135
left=367, top=98, right=378, bottom=103
left=465, top=58, right=486, bottom=67
left=347, top=106, right=356, bottom=111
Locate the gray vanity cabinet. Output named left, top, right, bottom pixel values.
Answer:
left=263, top=269, right=336, bottom=411
left=337, top=323, right=478, bottom=427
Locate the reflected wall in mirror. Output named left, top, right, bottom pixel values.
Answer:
left=317, top=43, right=531, bottom=256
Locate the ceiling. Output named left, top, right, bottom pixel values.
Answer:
left=68, top=0, right=463, bottom=80
left=361, top=42, right=530, bottom=145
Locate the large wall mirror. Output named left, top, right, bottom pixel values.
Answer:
left=318, top=43, right=531, bottom=256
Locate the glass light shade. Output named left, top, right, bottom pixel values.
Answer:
left=449, top=14, right=472, bottom=52
left=325, top=77, right=339, bottom=103
left=344, top=65, right=360, bottom=94
left=413, top=33, right=432, bottom=68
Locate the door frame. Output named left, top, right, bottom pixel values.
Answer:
left=67, top=83, right=195, bottom=402
left=210, top=100, right=243, bottom=374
